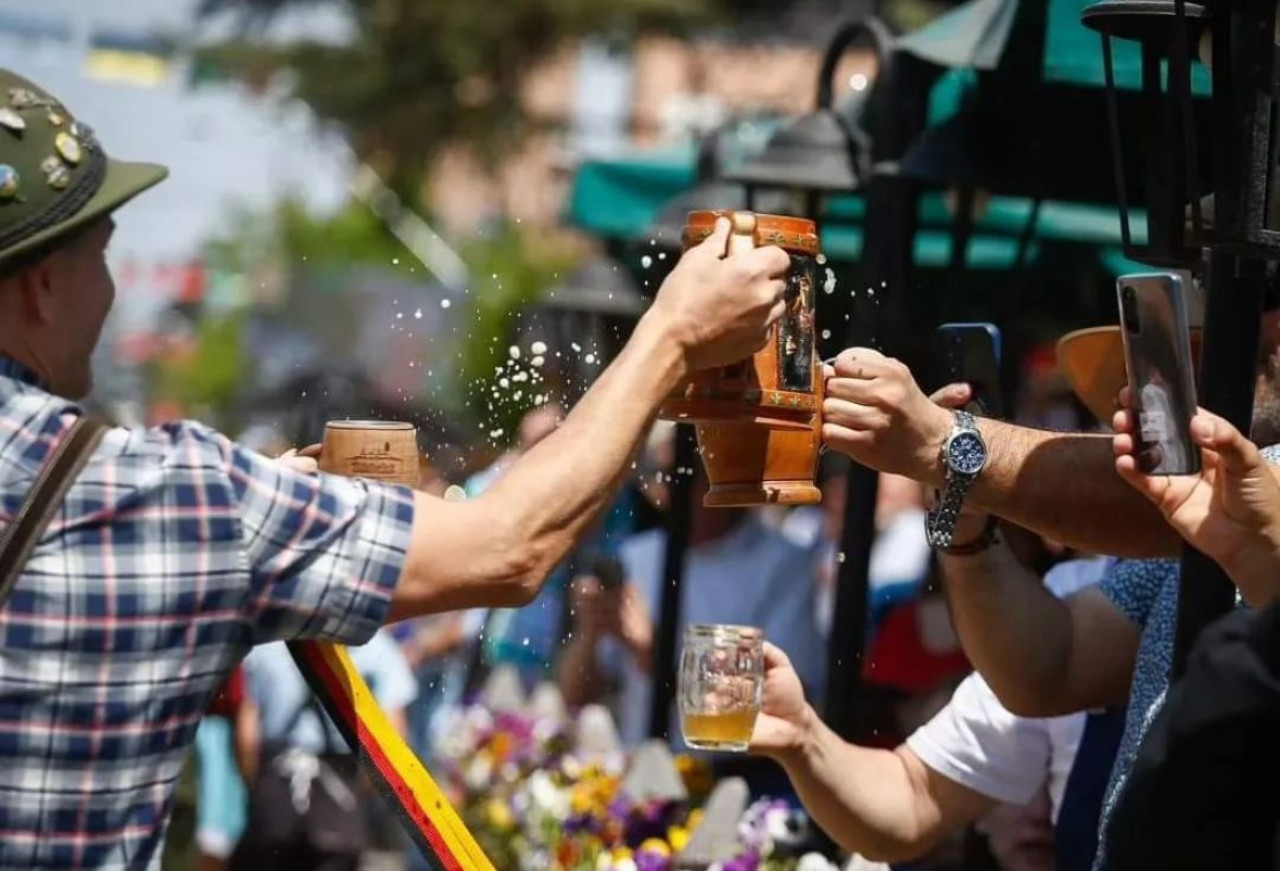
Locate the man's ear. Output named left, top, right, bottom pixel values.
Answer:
left=14, top=255, right=58, bottom=326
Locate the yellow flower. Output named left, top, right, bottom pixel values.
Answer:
left=571, top=787, right=597, bottom=816
left=639, top=839, right=671, bottom=858
left=686, top=809, right=705, bottom=831
left=667, top=826, right=690, bottom=853
left=612, top=847, right=633, bottom=862
left=484, top=798, right=513, bottom=831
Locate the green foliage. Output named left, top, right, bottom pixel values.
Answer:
left=194, top=196, right=577, bottom=440
left=203, top=197, right=413, bottom=271
left=197, top=0, right=722, bottom=200
left=148, top=310, right=247, bottom=424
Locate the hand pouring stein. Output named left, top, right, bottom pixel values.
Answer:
left=659, top=210, right=824, bottom=507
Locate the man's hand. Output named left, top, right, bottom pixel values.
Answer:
left=276, top=448, right=318, bottom=475
left=822, top=349, right=955, bottom=488
left=617, top=585, right=653, bottom=669
left=643, top=216, right=791, bottom=372
left=1114, top=405, right=1280, bottom=593
left=749, top=642, right=817, bottom=761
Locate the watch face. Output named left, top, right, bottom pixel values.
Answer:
left=947, top=430, right=987, bottom=476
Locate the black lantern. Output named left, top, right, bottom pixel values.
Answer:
left=725, top=18, right=893, bottom=212
left=1082, top=1, right=1212, bottom=266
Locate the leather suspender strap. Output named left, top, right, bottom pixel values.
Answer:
left=0, top=417, right=107, bottom=604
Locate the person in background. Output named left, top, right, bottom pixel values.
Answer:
left=195, top=668, right=258, bottom=871
left=233, top=631, right=416, bottom=871
left=978, top=791, right=1056, bottom=871
left=779, top=453, right=930, bottom=639
left=559, top=464, right=826, bottom=793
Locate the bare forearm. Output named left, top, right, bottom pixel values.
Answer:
left=969, top=421, right=1179, bottom=558
left=775, top=713, right=981, bottom=862
left=939, top=546, right=1076, bottom=714
left=391, top=318, right=686, bottom=618
left=483, top=318, right=685, bottom=591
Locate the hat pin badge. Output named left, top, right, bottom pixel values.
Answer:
left=69, top=121, right=98, bottom=152
left=54, top=132, right=82, bottom=166
left=0, top=107, right=24, bottom=133
left=40, top=156, right=70, bottom=191
left=8, top=88, right=46, bottom=109
left=0, top=165, right=19, bottom=202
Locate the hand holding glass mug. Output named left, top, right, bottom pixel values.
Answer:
left=678, top=624, right=765, bottom=752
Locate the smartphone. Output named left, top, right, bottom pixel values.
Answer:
left=935, top=322, right=1004, bottom=418
left=1116, top=273, right=1200, bottom=475
left=591, top=554, right=626, bottom=592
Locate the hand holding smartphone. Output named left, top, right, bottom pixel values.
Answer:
left=934, top=322, right=1004, bottom=418
left=1116, top=273, right=1201, bottom=476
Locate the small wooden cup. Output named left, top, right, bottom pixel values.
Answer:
left=319, top=420, right=419, bottom=487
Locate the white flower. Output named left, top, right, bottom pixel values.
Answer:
left=797, top=853, right=839, bottom=871
left=614, top=859, right=638, bottom=871
left=527, top=770, right=570, bottom=819
left=596, top=853, right=613, bottom=871
left=464, top=756, right=493, bottom=791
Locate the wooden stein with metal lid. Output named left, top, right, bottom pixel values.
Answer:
left=659, top=210, right=823, bottom=507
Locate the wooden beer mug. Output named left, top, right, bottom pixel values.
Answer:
left=318, top=420, right=419, bottom=487
left=659, top=210, right=823, bottom=507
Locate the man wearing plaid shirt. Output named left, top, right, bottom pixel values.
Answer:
left=0, top=69, right=794, bottom=869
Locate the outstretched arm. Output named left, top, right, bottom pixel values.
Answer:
left=751, top=645, right=994, bottom=862
left=821, top=353, right=1181, bottom=557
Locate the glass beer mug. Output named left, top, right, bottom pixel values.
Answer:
left=678, top=624, right=764, bottom=752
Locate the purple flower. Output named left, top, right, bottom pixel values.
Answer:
left=721, top=849, right=760, bottom=871
left=635, top=851, right=671, bottom=871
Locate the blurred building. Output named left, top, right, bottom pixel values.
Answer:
left=426, top=1, right=878, bottom=236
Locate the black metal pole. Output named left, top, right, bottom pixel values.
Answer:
left=649, top=423, right=698, bottom=739
left=1173, top=252, right=1264, bottom=679
left=1171, top=4, right=1274, bottom=679
left=823, top=53, right=935, bottom=743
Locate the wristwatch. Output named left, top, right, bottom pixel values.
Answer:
left=926, top=409, right=989, bottom=549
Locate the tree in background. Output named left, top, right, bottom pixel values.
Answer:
left=195, top=0, right=725, bottom=201
left=189, top=197, right=578, bottom=446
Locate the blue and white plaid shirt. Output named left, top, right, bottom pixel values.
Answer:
left=0, top=358, right=415, bottom=869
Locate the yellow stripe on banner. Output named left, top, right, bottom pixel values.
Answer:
left=291, top=640, right=496, bottom=871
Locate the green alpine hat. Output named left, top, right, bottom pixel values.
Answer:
left=0, top=68, right=167, bottom=271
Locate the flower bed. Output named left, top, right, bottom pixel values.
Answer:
left=431, top=703, right=834, bottom=871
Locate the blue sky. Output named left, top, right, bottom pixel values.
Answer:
left=0, top=0, right=353, bottom=273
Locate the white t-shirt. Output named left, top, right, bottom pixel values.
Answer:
left=600, top=515, right=826, bottom=747
left=905, top=556, right=1113, bottom=821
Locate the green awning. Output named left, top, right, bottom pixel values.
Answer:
left=894, top=0, right=1210, bottom=92
left=1044, top=0, right=1211, bottom=90
left=567, top=144, right=1147, bottom=260
left=567, top=145, right=695, bottom=238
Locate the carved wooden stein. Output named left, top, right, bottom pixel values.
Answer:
left=659, top=210, right=823, bottom=507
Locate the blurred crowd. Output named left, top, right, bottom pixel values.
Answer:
left=167, top=346, right=1097, bottom=871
